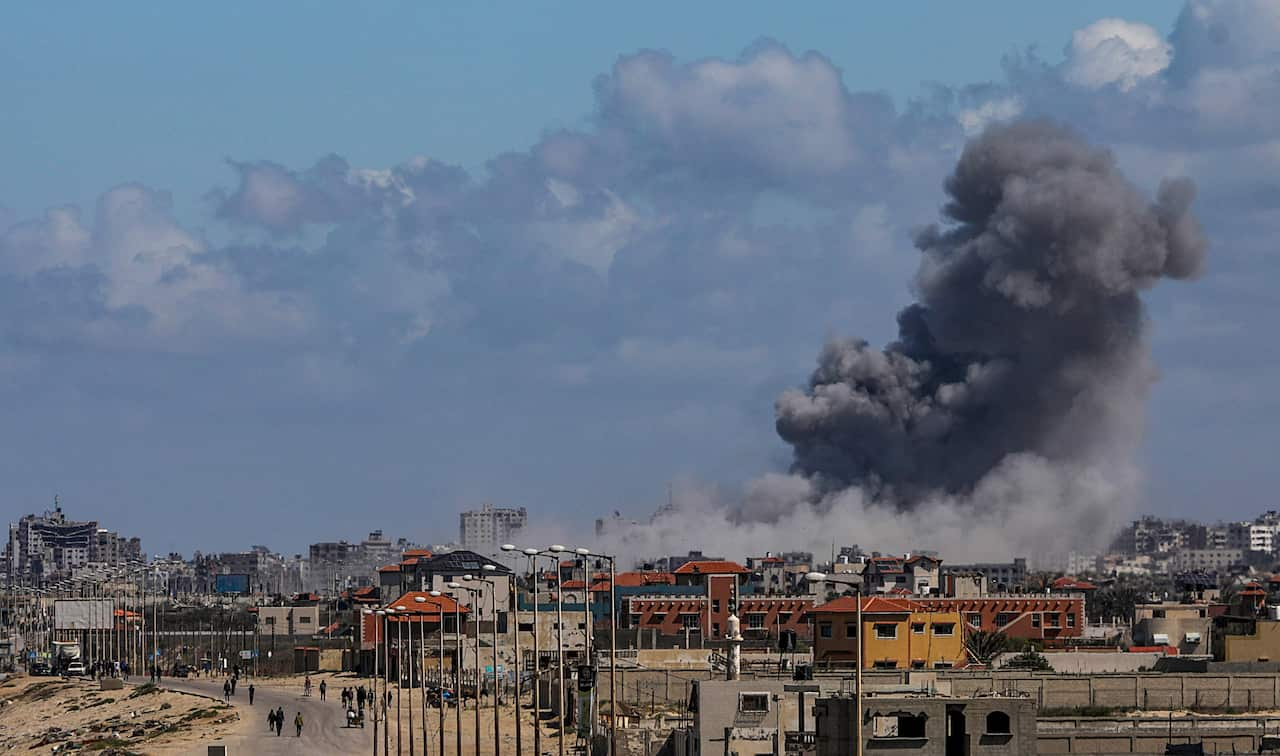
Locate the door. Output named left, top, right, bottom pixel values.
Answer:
left=945, top=706, right=967, bottom=756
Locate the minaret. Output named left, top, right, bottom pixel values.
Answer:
left=726, top=609, right=743, bottom=680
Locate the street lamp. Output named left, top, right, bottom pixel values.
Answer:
left=454, top=578, right=487, bottom=756
left=576, top=546, right=618, bottom=756
left=504, top=543, right=545, bottom=756
left=807, top=571, right=863, bottom=756
left=383, top=608, right=395, bottom=756
left=480, top=566, right=503, bottom=755
left=447, top=582, right=477, bottom=756
left=395, top=604, right=411, bottom=756
left=414, top=596, right=430, bottom=756
left=425, top=592, right=448, bottom=756
left=371, top=609, right=384, bottom=756
left=547, top=546, right=569, bottom=756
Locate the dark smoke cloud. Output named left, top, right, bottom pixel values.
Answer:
left=775, top=120, right=1206, bottom=505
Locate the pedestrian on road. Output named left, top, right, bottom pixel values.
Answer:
left=357, top=685, right=366, bottom=710
left=248, top=683, right=255, bottom=705
left=268, top=709, right=276, bottom=731
left=294, top=711, right=304, bottom=737
left=230, top=677, right=237, bottom=695
left=223, top=680, right=231, bottom=701
left=304, top=675, right=312, bottom=697
left=319, top=679, right=327, bottom=701
left=275, top=706, right=284, bottom=736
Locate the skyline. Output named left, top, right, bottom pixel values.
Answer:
left=3, top=2, right=1277, bottom=556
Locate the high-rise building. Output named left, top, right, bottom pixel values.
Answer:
left=459, top=503, right=527, bottom=552
left=4, top=500, right=139, bottom=584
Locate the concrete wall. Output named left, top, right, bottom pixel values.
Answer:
left=992, top=651, right=1162, bottom=674
left=889, top=671, right=1280, bottom=712
left=815, top=695, right=1038, bottom=756
left=1038, top=715, right=1280, bottom=753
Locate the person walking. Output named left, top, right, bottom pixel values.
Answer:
left=230, top=676, right=237, bottom=695
left=303, top=675, right=312, bottom=697
left=223, top=679, right=231, bottom=701
left=319, top=679, right=327, bottom=701
left=275, top=706, right=284, bottom=736
left=248, top=683, right=255, bottom=705
left=294, top=711, right=304, bottom=737
left=268, top=708, right=277, bottom=732
left=357, top=685, right=366, bottom=711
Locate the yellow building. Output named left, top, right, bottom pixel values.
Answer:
left=810, top=596, right=968, bottom=670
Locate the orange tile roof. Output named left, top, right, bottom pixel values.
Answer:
left=673, top=560, right=748, bottom=575
left=588, top=580, right=611, bottom=592
left=403, top=548, right=433, bottom=558
left=377, top=565, right=401, bottom=573
left=383, top=591, right=468, bottom=616
left=613, top=571, right=676, bottom=587
left=560, top=580, right=586, bottom=590
left=810, top=596, right=926, bottom=614
left=1052, top=577, right=1097, bottom=591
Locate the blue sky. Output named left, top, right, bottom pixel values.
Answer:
left=3, top=1, right=1277, bottom=560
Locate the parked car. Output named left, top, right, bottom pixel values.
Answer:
left=29, top=661, right=51, bottom=676
left=172, top=664, right=193, bottom=678
left=64, top=661, right=87, bottom=677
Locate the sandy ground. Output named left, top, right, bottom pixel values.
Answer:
left=169, top=671, right=586, bottom=755
left=0, top=674, right=238, bottom=754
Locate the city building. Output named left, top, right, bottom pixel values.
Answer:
left=1132, top=602, right=1218, bottom=655
left=915, top=596, right=1086, bottom=646
left=939, top=559, right=1027, bottom=593
left=1168, top=548, right=1246, bottom=574
left=5, top=501, right=140, bottom=584
left=813, top=692, right=1038, bottom=755
left=808, top=596, right=967, bottom=670
left=458, top=503, right=527, bottom=553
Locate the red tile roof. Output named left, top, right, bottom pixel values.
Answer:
left=613, top=571, right=676, bottom=587
left=377, top=565, right=401, bottom=573
left=1052, top=577, right=1097, bottom=591
left=560, top=580, right=587, bottom=590
left=403, top=548, right=433, bottom=558
left=673, top=560, right=748, bottom=575
left=588, top=580, right=611, bottom=592
left=810, top=596, right=931, bottom=614
left=383, top=591, right=468, bottom=616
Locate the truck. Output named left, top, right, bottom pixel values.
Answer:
left=52, top=641, right=82, bottom=673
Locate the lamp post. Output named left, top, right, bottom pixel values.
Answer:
left=444, top=589, right=464, bottom=756
left=395, top=604, right=411, bottom=756
left=370, top=609, right=383, bottom=756
left=458, top=578, right=488, bottom=756
left=505, top=544, right=546, bottom=756
left=415, top=596, right=430, bottom=756
left=576, top=547, right=617, bottom=756
left=807, top=571, right=863, bottom=756
left=426, top=592, right=448, bottom=756
left=479, top=566, right=503, bottom=755
left=547, top=546, right=569, bottom=756
left=384, top=608, right=395, bottom=756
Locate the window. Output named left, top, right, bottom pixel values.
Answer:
left=1031, top=614, right=1041, bottom=629
left=1045, top=613, right=1060, bottom=628
left=629, top=614, right=640, bottom=627
left=650, top=613, right=666, bottom=625
left=1066, top=613, right=1076, bottom=628
left=911, top=623, right=925, bottom=635
left=1153, top=609, right=1166, bottom=619
left=872, top=660, right=898, bottom=669
left=680, top=613, right=699, bottom=629
left=933, top=661, right=953, bottom=669
left=995, top=612, right=1017, bottom=627
left=712, top=599, right=720, bottom=613
left=712, top=623, right=720, bottom=636
left=298, top=615, right=312, bottom=624
left=875, top=623, right=897, bottom=640
left=966, top=613, right=982, bottom=629
left=265, top=616, right=276, bottom=625
left=845, top=622, right=858, bottom=638
left=985, top=711, right=1011, bottom=735
left=779, top=612, right=792, bottom=624
left=819, top=622, right=833, bottom=639
left=738, top=693, right=769, bottom=713
left=932, top=623, right=954, bottom=637
left=911, top=659, right=926, bottom=669
left=873, top=713, right=926, bottom=738
left=746, top=613, right=765, bottom=630
left=518, top=622, right=534, bottom=632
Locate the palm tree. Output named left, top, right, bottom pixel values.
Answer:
left=964, top=630, right=1009, bottom=667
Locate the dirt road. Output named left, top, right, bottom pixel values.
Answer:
left=160, top=677, right=370, bottom=755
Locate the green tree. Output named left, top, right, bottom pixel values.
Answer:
left=964, top=630, right=1009, bottom=666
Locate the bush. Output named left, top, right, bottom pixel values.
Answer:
left=1001, top=649, right=1052, bottom=671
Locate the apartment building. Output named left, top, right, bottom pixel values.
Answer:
left=808, top=596, right=967, bottom=670
left=940, top=558, right=1027, bottom=593
left=458, top=503, right=527, bottom=553
left=1169, top=548, right=1245, bottom=574
left=5, top=503, right=105, bottom=583
left=915, top=596, right=1086, bottom=646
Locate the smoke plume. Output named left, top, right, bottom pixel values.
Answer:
left=605, top=120, right=1206, bottom=565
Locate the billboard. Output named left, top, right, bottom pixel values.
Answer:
left=215, top=574, right=251, bottom=594
left=54, top=599, right=114, bottom=630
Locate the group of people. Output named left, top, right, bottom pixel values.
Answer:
left=267, top=706, right=303, bottom=737
left=87, top=660, right=129, bottom=680
left=339, top=684, right=369, bottom=712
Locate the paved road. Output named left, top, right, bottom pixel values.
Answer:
left=159, top=677, right=371, bottom=755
